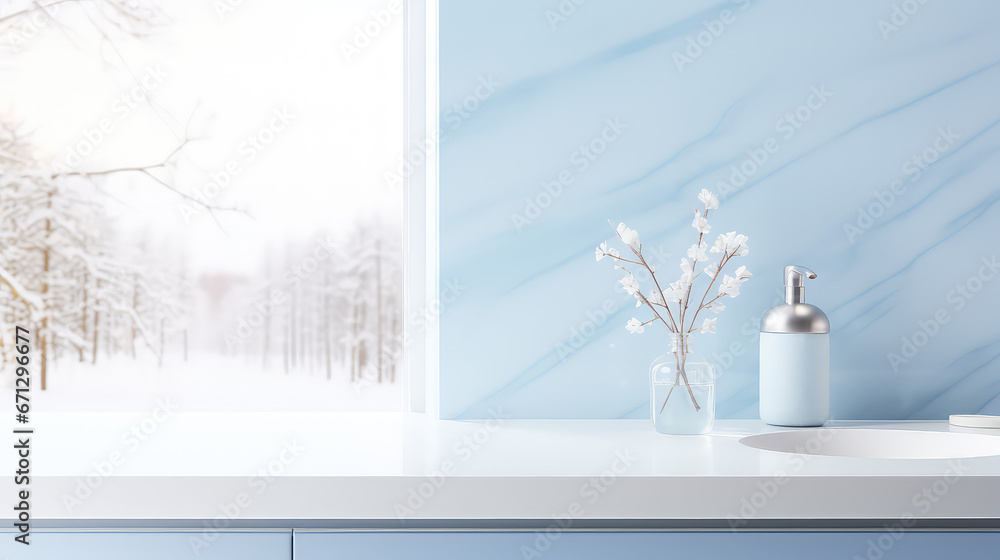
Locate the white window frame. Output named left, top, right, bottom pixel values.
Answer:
left=402, top=0, right=439, bottom=416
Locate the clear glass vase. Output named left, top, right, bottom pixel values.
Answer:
left=649, top=334, right=716, bottom=435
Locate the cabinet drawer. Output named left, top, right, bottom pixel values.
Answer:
left=294, top=530, right=999, bottom=560
left=0, top=530, right=290, bottom=559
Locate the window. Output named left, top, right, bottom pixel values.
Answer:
left=0, top=0, right=417, bottom=412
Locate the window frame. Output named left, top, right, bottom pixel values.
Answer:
left=402, top=0, right=439, bottom=416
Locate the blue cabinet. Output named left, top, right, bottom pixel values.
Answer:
left=0, top=530, right=290, bottom=559
left=294, top=530, right=1000, bottom=559
left=7, top=527, right=999, bottom=558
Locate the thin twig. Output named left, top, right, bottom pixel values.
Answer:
left=687, top=250, right=735, bottom=331
left=612, top=225, right=680, bottom=332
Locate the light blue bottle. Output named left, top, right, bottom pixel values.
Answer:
left=759, top=266, right=830, bottom=427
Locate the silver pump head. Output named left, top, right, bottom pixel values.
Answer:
left=784, top=265, right=816, bottom=304
left=761, top=265, right=830, bottom=334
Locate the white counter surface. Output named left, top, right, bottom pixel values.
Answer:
left=11, top=413, right=1000, bottom=526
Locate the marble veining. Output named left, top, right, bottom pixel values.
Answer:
left=439, top=0, right=1000, bottom=419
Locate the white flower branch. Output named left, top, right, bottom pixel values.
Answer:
left=596, top=188, right=752, bottom=413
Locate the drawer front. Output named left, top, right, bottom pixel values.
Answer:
left=294, top=530, right=1000, bottom=560
left=0, top=530, right=290, bottom=559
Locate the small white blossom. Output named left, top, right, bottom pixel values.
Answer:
left=619, top=274, right=639, bottom=295
left=718, top=274, right=743, bottom=298
left=711, top=231, right=750, bottom=257
left=718, top=263, right=752, bottom=297
left=691, top=210, right=711, bottom=234
left=677, top=267, right=693, bottom=286
left=616, top=222, right=641, bottom=251
left=678, top=258, right=696, bottom=281
left=600, top=194, right=749, bottom=341
left=664, top=281, right=686, bottom=303
left=596, top=241, right=620, bottom=262
left=737, top=240, right=749, bottom=257
left=698, top=188, right=720, bottom=210
left=679, top=273, right=693, bottom=292
left=687, top=242, right=708, bottom=263
left=648, top=288, right=665, bottom=306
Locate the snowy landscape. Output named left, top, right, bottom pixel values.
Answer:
left=0, top=0, right=404, bottom=411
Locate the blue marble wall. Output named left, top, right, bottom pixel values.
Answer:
left=438, top=0, right=1000, bottom=420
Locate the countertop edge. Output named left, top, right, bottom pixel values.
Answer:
left=17, top=474, right=1000, bottom=524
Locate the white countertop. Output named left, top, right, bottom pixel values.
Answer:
left=12, top=413, right=1000, bottom=526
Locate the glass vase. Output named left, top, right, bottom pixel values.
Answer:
left=649, top=334, right=715, bottom=434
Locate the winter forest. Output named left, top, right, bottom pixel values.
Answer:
left=0, top=1, right=404, bottom=411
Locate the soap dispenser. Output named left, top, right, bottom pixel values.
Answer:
left=759, top=266, right=830, bottom=427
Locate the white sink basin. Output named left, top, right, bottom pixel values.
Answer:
left=740, top=428, right=1000, bottom=459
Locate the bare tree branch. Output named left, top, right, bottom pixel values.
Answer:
left=52, top=139, right=248, bottom=218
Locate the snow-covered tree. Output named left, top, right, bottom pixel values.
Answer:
left=219, top=221, right=402, bottom=384
left=0, top=121, right=198, bottom=387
